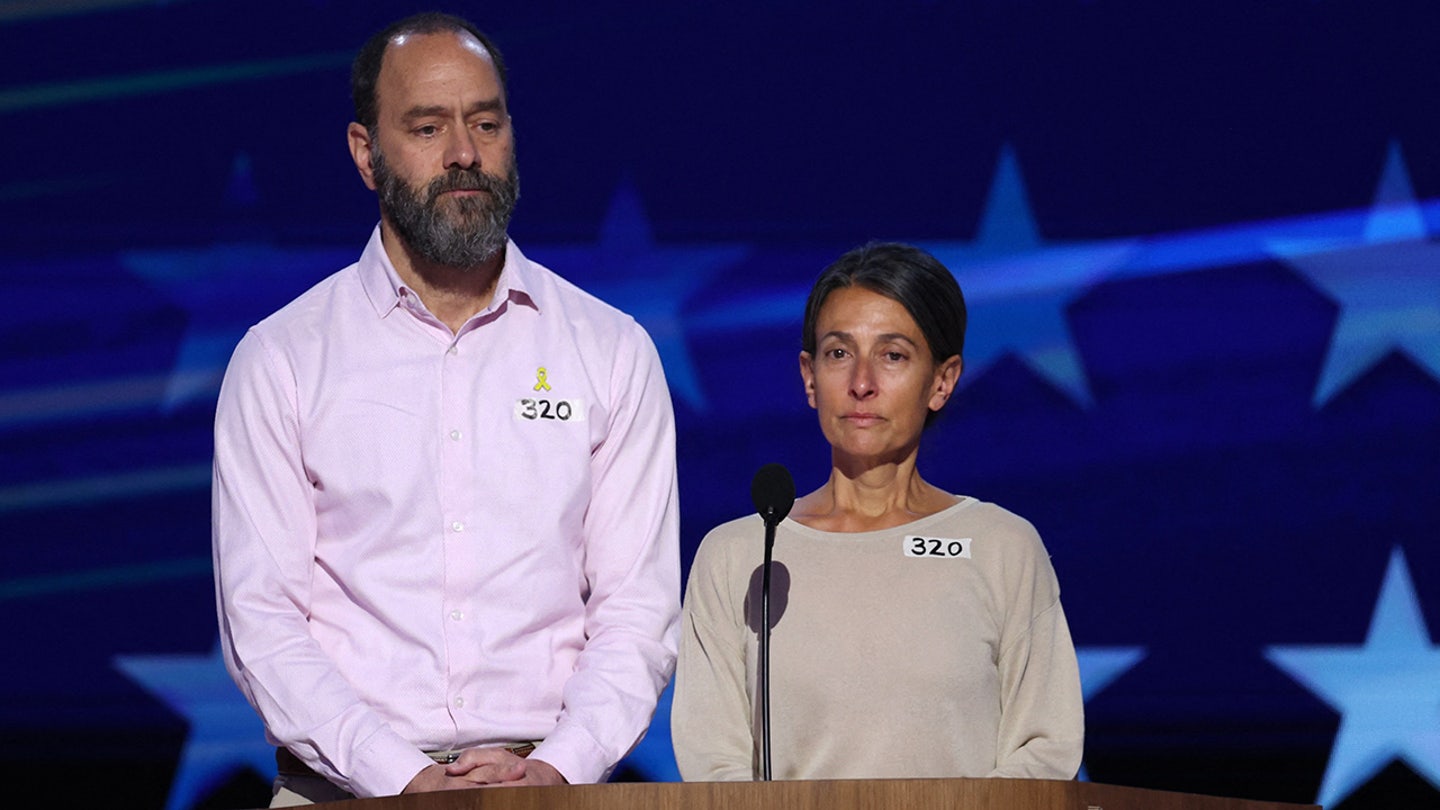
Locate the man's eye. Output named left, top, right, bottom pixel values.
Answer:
left=416, top=125, right=438, bottom=137
left=476, top=120, right=499, bottom=133
left=827, top=348, right=848, bottom=360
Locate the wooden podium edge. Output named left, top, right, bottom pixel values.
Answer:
left=309, top=776, right=1321, bottom=810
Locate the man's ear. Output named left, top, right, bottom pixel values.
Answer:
left=347, top=122, right=378, bottom=191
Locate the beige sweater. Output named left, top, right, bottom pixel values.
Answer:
left=672, top=498, right=1083, bottom=781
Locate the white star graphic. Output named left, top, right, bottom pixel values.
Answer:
left=114, top=642, right=274, bottom=810
left=918, top=145, right=1138, bottom=408
left=1269, top=143, right=1440, bottom=408
left=1265, top=547, right=1440, bottom=808
left=523, top=179, right=750, bottom=412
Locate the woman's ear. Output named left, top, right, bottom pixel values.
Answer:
left=929, top=355, right=962, bottom=411
left=799, top=351, right=818, bottom=410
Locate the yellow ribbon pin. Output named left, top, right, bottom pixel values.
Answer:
left=533, top=367, right=552, bottom=391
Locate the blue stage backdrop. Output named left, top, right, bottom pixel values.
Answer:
left=2, top=3, right=1438, bottom=809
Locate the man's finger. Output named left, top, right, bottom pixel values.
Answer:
left=446, top=748, right=527, bottom=782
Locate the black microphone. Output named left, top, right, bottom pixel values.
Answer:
left=751, top=462, right=795, bottom=527
left=749, top=462, right=794, bottom=781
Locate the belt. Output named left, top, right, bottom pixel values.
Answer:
left=276, top=743, right=536, bottom=778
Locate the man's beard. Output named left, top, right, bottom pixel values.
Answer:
left=372, top=145, right=520, bottom=270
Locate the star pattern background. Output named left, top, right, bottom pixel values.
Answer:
left=2, top=3, right=1439, bottom=809
left=1267, top=548, right=1440, bottom=809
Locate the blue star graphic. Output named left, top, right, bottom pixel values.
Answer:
left=917, top=145, right=1138, bottom=408
left=113, top=642, right=275, bottom=810
left=121, top=242, right=353, bottom=411
left=524, top=179, right=750, bottom=412
left=1075, top=646, right=1146, bottom=781
left=1265, top=547, right=1440, bottom=808
left=1268, top=142, right=1440, bottom=408
left=1078, top=645, right=1146, bottom=701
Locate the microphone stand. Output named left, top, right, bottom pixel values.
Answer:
left=750, top=462, right=792, bottom=782
left=759, top=510, right=777, bottom=781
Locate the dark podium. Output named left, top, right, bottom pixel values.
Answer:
left=313, top=778, right=1321, bottom=810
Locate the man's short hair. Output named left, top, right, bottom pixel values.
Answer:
left=351, top=11, right=509, bottom=130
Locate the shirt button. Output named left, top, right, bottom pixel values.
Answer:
left=450, top=609, right=463, bottom=621
left=451, top=521, right=464, bottom=533
left=448, top=345, right=458, bottom=356
left=449, top=429, right=462, bottom=441
left=454, top=697, right=465, bottom=708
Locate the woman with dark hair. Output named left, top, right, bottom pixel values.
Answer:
left=672, top=242, right=1083, bottom=781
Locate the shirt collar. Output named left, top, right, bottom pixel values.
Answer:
left=356, top=224, right=539, bottom=319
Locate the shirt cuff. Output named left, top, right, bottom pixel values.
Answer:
left=529, top=722, right=612, bottom=784
left=348, top=727, right=436, bottom=798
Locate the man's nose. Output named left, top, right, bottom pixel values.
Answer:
left=444, top=125, right=479, bottom=170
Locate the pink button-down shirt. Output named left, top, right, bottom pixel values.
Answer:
left=212, top=228, right=680, bottom=798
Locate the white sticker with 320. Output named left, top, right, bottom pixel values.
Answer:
left=903, top=536, right=972, bottom=559
left=513, top=398, right=586, bottom=422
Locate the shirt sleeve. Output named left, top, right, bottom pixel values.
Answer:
left=671, top=523, right=758, bottom=781
left=211, top=330, right=433, bottom=798
left=988, top=529, right=1085, bottom=780
left=528, top=321, right=682, bottom=783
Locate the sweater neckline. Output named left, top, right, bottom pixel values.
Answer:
left=780, top=496, right=975, bottom=542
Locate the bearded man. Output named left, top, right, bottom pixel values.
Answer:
left=210, top=12, right=680, bottom=805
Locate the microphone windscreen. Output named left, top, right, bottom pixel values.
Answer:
left=750, top=463, right=796, bottom=525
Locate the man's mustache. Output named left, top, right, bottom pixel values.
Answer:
left=427, top=169, right=505, bottom=202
